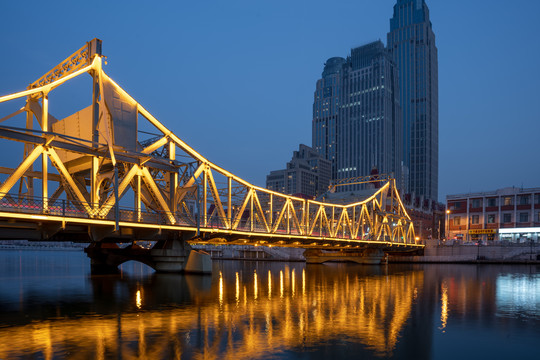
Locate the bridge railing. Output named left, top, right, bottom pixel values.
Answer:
left=0, top=191, right=385, bottom=242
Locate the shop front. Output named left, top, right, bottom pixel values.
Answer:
left=498, top=227, right=540, bottom=243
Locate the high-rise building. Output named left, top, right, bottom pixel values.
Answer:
left=387, top=0, right=438, bottom=201
left=266, top=144, right=331, bottom=198
left=312, top=57, right=345, bottom=180
left=312, top=41, right=403, bottom=192
left=336, top=41, right=403, bottom=191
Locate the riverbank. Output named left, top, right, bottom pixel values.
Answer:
left=389, top=242, right=540, bottom=264
left=0, top=240, right=85, bottom=251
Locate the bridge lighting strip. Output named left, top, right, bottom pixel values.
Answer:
left=0, top=211, right=423, bottom=247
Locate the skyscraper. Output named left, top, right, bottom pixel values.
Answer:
left=312, top=57, right=345, bottom=180
left=387, top=0, right=438, bottom=202
left=312, top=41, right=403, bottom=192
left=336, top=41, right=402, bottom=191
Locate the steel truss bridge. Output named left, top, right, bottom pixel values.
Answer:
left=0, top=39, right=421, bottom=265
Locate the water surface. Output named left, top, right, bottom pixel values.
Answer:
left=0, top=249, right=538, bottom=359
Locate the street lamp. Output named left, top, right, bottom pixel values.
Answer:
left=446, top=209, right=450, bottom=241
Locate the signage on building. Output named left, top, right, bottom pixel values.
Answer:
left=469, top=229, right=496, bottom=235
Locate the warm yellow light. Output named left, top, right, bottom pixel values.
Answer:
left=291, top=269, right=296, bottom=297
left=254, top=270, right=258, bottom=300
left=280, top=270, right=284, bottom=298
left=219, top=271, right=224, bottom=306
left=235, top=272, right=240, bottom=304
left=136, top=290, right=142, bottom=309
left=30, top=215, right=49, bottom=220
left=268, top=270, right=272, bottom=300
left=446, top=210, right=450, bottom=214
left=440, top=282, right=449, bottom=332
left=302, top=268, right=306, bottom=296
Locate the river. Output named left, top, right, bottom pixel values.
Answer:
left=0, top=249, right=538, bottom=359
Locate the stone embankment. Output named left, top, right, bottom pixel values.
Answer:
left=389, top=240, right=540, bottom=264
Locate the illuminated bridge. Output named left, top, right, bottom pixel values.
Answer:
left=0, top=39, right=421, bottom=272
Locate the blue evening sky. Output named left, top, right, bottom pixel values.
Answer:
left=0, top=0, right=539, bottom=201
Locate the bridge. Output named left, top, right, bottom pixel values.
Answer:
left=0, top=39, right=421, bottom=272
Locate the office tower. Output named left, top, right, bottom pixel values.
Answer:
left=336, top=41, right=402, bottom=191
left=312, top=41, right=403, bottom=192
left=387, top=0, right=438, bottom=201
left=266, top=144, right=331, bottom=198
left=312, top=57, right=345, bottom=180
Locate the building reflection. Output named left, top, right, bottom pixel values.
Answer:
left=0, top=262, right=424, bottom=359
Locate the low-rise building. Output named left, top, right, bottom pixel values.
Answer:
left=446, top=187, right=540, bottom=243
left=266, top=144, right=331, bottom=198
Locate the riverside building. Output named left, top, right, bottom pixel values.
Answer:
left=446, top=187, right=540, bottom=243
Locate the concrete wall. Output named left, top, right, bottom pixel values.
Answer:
left=391, top=243, right=540, bottom=263
left=191, top=244, right=305, bottom=261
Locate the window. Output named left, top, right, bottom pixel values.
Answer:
left=487, top=198, right=497, bottom=207
left=503, top=213, right=512, bottom=223
left=519, top=213, right=529, bottom=223
left=535, top=194, right=540, bottom=205
left=538, top=212, right=540, bottom=222
left=472, top=199, right=481, bottom=208
left=519, top=195, right=530, bottom=205
left=503, top=197, right=513, bottom=206
left=454, top=216, right=461, bottom=226
left=471, top=215, right=479, bottom=224
left=487, top=214, right=495, bottom=224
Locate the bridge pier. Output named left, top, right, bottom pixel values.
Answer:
left=304, top=248, right=386, bottom=265
left=84, top=232, right=212, bottom=274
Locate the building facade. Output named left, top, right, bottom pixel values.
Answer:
left=312, top=41, right=403, bottom=193
left=312, top=0, right=438, bottom=201
left=447, top=187, right=540, bottom=243
left=312, top=57, right=345, bottom=180
left=266, top=144, right=331, bottom=198
left=387, top=0, right=438, bottom=202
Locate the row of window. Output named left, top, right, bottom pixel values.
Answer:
left=454, top=212, right=540, bottom=225
left=451, top=194, right=540, bottom=209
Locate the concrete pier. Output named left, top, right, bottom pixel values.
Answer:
left=304, top=249, right=385, bottom=265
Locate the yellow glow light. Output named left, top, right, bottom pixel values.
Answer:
left=280, top=270, right=284, bottom=298
left=440, top=282, right=449, bottom=332
left=136, top=290, right=142, bottom=309
left=254, top=270, right=258, bottom=300
left=219, top=271, right=224, bottom=306
left=268, top=270, right=272, bottom=300
left=235, top=272, right=240, bottom=304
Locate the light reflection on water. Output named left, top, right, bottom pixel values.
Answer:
left=496, top=273, right=540, bottom=320
left=0, top=250, right=539, bottom=359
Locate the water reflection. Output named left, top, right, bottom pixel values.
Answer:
left=0, top=250, right=539, bottom=359
left=0, top=259, right=422, bottom=359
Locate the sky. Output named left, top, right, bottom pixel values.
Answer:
left=0, top=0, right=539, bottom=202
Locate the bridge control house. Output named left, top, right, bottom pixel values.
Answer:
left=446, top=187, right=540, bottom=243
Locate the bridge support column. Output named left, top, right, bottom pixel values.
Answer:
left=84, top=232, right=212, bottom=274
left=85, top=242, right=124, bottom=274
left=304, top=248, right=386, bottom=265
left=151, top=233, right=212, bottom=274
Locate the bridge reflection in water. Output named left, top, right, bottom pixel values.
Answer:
left=0, top=262, right=424, bottom=359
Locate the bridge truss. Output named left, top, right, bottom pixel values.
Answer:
left=0, top=39, right=419, bottom=250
